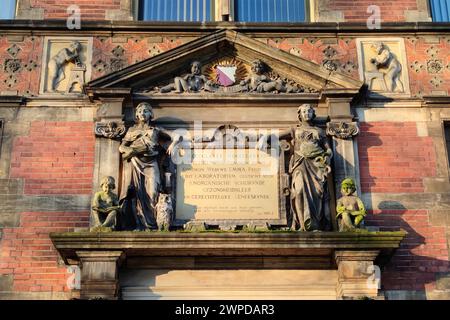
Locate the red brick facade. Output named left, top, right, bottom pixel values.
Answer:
left=367, top=209, right=449, bottom=291
left=325, top=0, right=419, bottom=22
left=10, top=121, right=95, bottom=195
left=28, top=0, right=124, bottom=20
left=0, top=0, right=448, bottom=300
left=358, top=122, right=437, bottom=194
left=0, top=211, right=89, bottom=293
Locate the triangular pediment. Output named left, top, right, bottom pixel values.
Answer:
left=86, top=29, right=363, bottom=97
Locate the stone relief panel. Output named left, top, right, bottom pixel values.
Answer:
left=142, top=58, right=318, bottom=94
left=356, top=38, right=411, bottom=96
left=405, top=36, right=450, bottom=97
left=0, top=36, right=42, bottom=96
left=39, top=37, right=93, bottom=95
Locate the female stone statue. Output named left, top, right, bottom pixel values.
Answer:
left=119, top=102, right=179, bottom=230
left=280, top=104, right=333, bottom=231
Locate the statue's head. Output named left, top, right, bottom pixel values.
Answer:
left=135, top=102, right=154, bottom=123
left=341, top=178, right=356, bottom=196
left=251, top=59, right=265, bottom=74
left=190, top=61, right=202, bottom=75
left=69, top=41, right=82, bottom=54
left=371, top=42, right=384, bottom=54
left=297, top=104, right=316, bottom=122
left=100, top=176, right=116, bottom=193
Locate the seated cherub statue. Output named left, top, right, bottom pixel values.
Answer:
left=240, top=59, right=298, bottom=93
left=336, top=178, right=366, bottom=232
left=90, top=176, right=121, bottom=231
left=160, top=61, right=215, bottom=93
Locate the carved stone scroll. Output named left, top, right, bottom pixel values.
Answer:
left=94, top=121, right=126, bottom=140
left=326, top=122, right=359, bottom=140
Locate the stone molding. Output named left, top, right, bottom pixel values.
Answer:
left=52, top=232, right=405, bottom=299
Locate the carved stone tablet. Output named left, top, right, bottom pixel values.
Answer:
left=175, top=148, right=284, bottom=226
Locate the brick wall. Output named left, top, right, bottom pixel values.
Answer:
left=23, top=0, right=125, bottom=20
left=367, top=209, right=449, bottom=292
left=9, top=121, right=95, bottom=195
left=359, top=122, right=450, bottom=295
left=18, top=0, right=428, bottom=22
left=322, top=0, right=420, bottom=22
left=358, top=122, right=436, bottom=193
left=0, top=211, right=89, bottom=293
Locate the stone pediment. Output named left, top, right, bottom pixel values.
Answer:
left=86, top=29, right=363, bottom=98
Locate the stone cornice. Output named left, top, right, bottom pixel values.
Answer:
left=50, top=231, right=407, bottom=265
left=0, top=21, right=448, bottom=35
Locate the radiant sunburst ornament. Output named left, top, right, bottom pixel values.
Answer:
left=207, top=58, right=248, bottom=87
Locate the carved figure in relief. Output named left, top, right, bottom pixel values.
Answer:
left=119, top=102, right=179, bottom=231
left=278, top=104, right=333, bottom=231
left=160, top=61, right=214, bottom=93
left=336, top=178, right=366, bottom=231
left=369, top=42, right=404, bottom=92
left=240, top=59, right=297, bottom=93
left=90, top=176, right=120, bottom=231
left=48, top=41, right=83, bottom=92
left=155, top=193, right=173, bottom=231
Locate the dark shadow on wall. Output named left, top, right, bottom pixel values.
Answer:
left=356, top=122, right=383, bottom=194
left=357, top=120, right=450, bottom=298
left=368, top=200, right=450, bottom=299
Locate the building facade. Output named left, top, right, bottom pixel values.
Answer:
left=0, top=0, right=449, bottom=300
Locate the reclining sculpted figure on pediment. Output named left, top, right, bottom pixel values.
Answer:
left=145, top=59, right=316, bottom=94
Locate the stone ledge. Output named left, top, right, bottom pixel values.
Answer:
left=51, top=230, right=406, bottom=265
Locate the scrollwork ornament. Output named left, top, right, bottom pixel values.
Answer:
left=326, top=122, right=359, bottom=140
left=94, top=121, right=126, bottom=140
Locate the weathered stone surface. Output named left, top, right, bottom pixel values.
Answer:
left=384, top=290, right=427, bottom=300
left=335, top=250, right=380, bottom=299
left=0, top=275, right=13, bottom=292
left=77, top=251, right=124, bottom=299
left=120, top=269, right=338, bottom=300
left=51, top=231, right=406, bottom=264
left=436, top=272, right=450, bottom=290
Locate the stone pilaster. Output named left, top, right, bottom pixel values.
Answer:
left=334, top=250, right=381, bottom=299
left=92, top=97, right=126, bottom=193
left=77, top=251, right=124, bottom=300
left=322, top=90, right=361, bottom=195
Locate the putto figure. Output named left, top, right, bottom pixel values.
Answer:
left=48, top=41, right=83, bottom=92
left=119, top=102, right=180, bottom=231
left=279, top=104, right=333, bottom=231
left=369, top=42, right=404, bottom=92
left=240, top=59, right=298, bottom=93
left=160, top=60, right=214, bottom=93
left=90, top=176, right=120, bottom=231
left=336, top=178, right=366, bottom=232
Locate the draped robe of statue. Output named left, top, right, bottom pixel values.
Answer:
left=119, top=124, right=165, bottom=230
left=289, top=124, right=332, bottom=231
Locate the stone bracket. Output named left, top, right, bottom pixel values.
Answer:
left=334, top=250, right=381, bottom=299
left=326, top=121, right=359, bottom=140
left=76, top=250, right=125, bottom=300
left=94, top=121, right=126, bottom=140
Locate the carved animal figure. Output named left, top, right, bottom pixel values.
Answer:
left=156, top=193, right=173, bottom=231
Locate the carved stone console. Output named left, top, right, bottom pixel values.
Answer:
left=335, top=250, right=381, bottom=299
left=77, top=251, right=124, bottom=300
